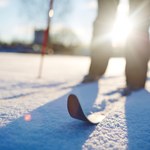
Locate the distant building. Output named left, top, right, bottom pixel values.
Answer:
left=34, top=30, right=44, bottom=45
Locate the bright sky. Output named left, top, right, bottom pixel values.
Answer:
left=0, top=0, right=128, bottom=44
left=0, top=0, right=35, bottom=43
left=59, top=0, right=97, bottom=45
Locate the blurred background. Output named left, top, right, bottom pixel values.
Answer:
left=0, top=0, right=133, bottom=57
left=0, top=0, right=98, bottom=56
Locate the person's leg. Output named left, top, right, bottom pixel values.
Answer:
left=125, top=0, right=150, bottom=89
left=83, top=0, right=119, bottom=82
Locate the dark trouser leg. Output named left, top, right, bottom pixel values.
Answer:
left=88, top=0, right=119, bottom=78
left=125, top=0, right=150, bottom=89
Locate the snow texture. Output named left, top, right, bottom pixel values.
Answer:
left=0, top=53, right=150, bottom=150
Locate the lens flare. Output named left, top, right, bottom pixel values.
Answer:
left=24, top=114, right=32, bottom=122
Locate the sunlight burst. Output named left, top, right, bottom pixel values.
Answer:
left=111, top=2, right=133, bottom=47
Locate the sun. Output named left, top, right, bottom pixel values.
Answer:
left=111, top=17, right=133, bottom=47
left=111, top=2, right=133, bottom=47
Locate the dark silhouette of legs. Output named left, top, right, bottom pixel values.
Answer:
left=83, top=0, right=119, bottom=82
left=125, top=0, right=150, bottom=89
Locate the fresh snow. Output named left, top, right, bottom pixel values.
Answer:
left=0, top=53, right=150, bottom=150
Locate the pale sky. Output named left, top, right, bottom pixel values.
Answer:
left=0, top=0, right=97, bottom=44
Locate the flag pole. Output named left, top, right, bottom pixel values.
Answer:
left=38, top=0, right=54, bottom=78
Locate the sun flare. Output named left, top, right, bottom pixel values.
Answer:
left=111, top=2, right=133, bottom=47
left=111, top=17, right=133, bottom=47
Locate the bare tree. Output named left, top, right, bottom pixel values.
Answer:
left=52, top=28, right=81, bottom=47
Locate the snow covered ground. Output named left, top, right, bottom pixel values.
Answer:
left=0, top=52, right=150, bottom=150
